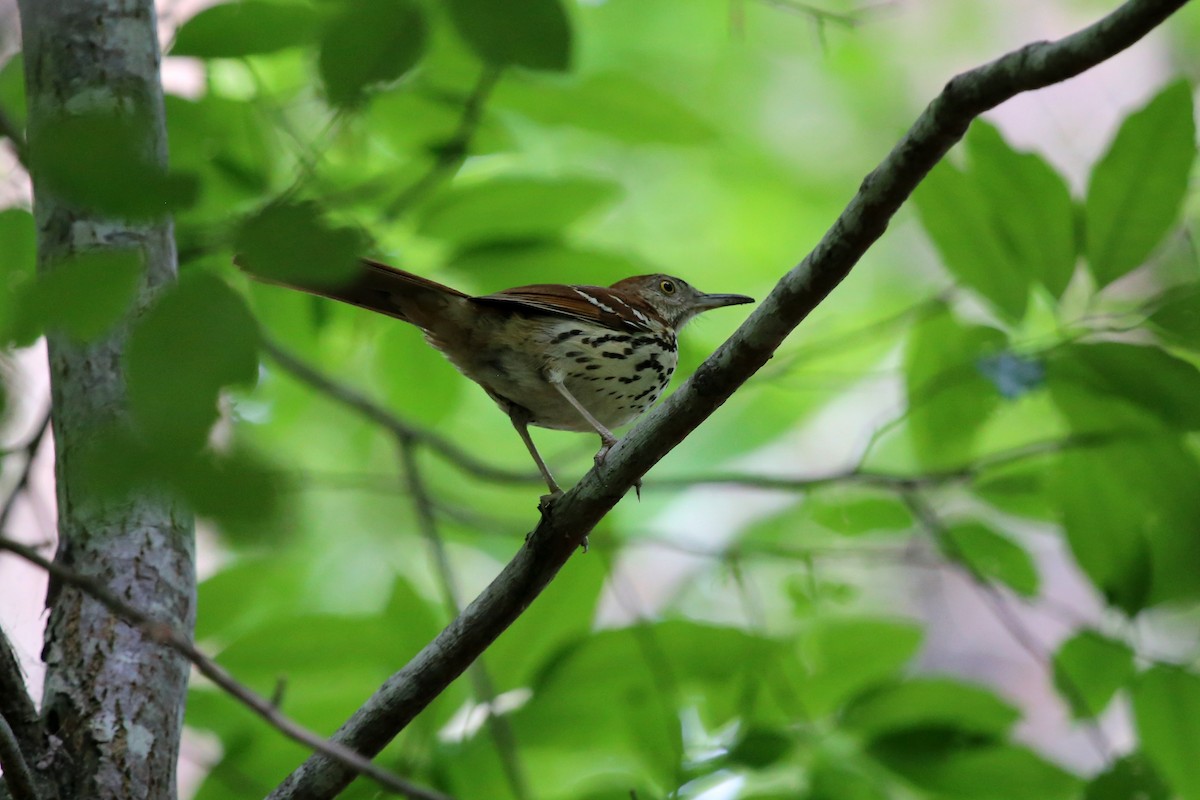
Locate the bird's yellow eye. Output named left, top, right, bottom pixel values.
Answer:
left=660, top=279, right=676, bottom=295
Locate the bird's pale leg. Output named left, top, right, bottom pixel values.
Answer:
left=548, top=376, right=642, bottom=499
left=506, top=406, right=562, bottom=501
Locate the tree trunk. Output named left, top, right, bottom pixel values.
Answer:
left=15, top=1, right=194, bottom=798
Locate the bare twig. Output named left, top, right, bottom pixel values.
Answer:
left=0, top=412, right=51, bottom=535
left=383, top=67, right=502, bottom=221
left=0, top=630, right=49, bottom=800
left=0, top=537, right=452, bottom=800
left=395, top=438, right=531, bottom=800
left=261, top=337, right=539, bottom=485
left=0, top=412, right=53, bottom=768
left=901, top=491, right=1114, bottom=763
left=267, top=3, right=1189, bottom=797
left=757, top=0, right=874, bottom=28
left=653, top=432, right=1120, bottom=492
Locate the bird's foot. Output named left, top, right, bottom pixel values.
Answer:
left=593, top=438, right=642, bottom=499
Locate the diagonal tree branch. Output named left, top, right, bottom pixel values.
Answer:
left=0, top=537, right=452, bottom=800
left=395, top=438, right=531, bottom=800
left=268, top=2, right=1192, bottom=797
left=901, top=490, right=1115, bottom=762
left=261, top=337, right=539, bottom=485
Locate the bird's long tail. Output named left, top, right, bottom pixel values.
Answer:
left=237, top=256, right=470, bottom=331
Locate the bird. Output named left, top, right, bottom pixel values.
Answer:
left=242, top=257, right=754, bottom=499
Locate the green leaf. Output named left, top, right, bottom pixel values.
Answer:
left=417, top=177, right=620, bottom=246
left=126, top=273, right=260, bottom=450
left=807, top=491, right=913, bottom=536
left=1085, top=81, right=1196, bottom=286
left=942, top=521, right=1039, bottom=597
left=515, top=623, right=789, bottom=788
left=869, top=734, right=1080, bottom=800
left=7, top=249, right=143, bottom=345
left=842, top=678, right=1020, bottom=739
left=912, top=158, right=1029, bottom=319
left=234, top=201, right=365, bottom=287
left=166, top=95, right=273, bottom=222
left=799, top=618, right=923, bottom=715
left=171, top=1, right=320, bottom=58
left=173, top=446, right=286, bottom=524
left=79, top=426, right=284, bottom=524
left=1051, top=437, right=1200, bottom=614
left=1052, top=630, right=1134, bottom=719
left=807, top=760, right=888, bottom=800
left=319, top=0, right=428, bottom=108
left=1132, top=666, right=1200, bottom=800
left=905, top=306, right=1006, bottom=469
left=484, top=547, right=607, bottom=689
left=213, top=612, right=419, bottom=729
left=29, top=111, right=198, bottom=219
left=1084, top=754, right=1171, bottom=800
left=965, top=121, right=1078, bottom=298
left=447, top=0, right=571, bottom=72
left=0, top=55, right=25, bottom=132
left=449, top=240, right=647, bottom=289
left=1048, top=342, right=1200, bottom=433
left=373, top=322, right=463, bottom=426
left=1149, top=284, right=1200, bottom=350
left=0, top=208, right=37, bottom=334
left=973, top=456, right=1055, bottom=521
left=727, top=727, right=793, bottom=769
left=497, top=71, right=715, bottom=144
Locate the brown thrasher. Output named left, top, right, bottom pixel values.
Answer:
left=247, top=258, right=754, bottom=496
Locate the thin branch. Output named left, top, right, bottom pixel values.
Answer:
left=0, top=713, right=42, bottom=800
left=0, top=412, right=52, bottom=534
left=382, top=67, right=502, bottom=221
left=395, top=438, right=531, bottom=800
left=652, top=432, right=1120, bottom=493
left=267, top=3, right=1189, bottom=797
left=261, top=337, right=539, bottom=485
left=0, top=631, right=47, bottom=800
left=901, top=491, right=1114, bottom=763
left=0, top=537, right=452, bottom=800
left=0, top=412, right=52, bottom=760
left=757, top=0, right=875, bottom=28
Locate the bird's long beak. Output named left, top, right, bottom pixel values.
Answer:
left=697, top=292, right=755, bottom=310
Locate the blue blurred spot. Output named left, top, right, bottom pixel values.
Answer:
left=977, top=352, right=1045, bottom=399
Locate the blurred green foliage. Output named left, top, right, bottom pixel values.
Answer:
left=2, top=0, right=1200, bottom=799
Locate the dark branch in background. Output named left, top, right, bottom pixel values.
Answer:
left=0, top=538, right=453, bottom=800
left=261, top=337, right=538, bottom=485
left=0, top=630, right=41, bottom=775
left=266, top=3, right=1189, bottom=797
left=653, top=432, right=1121, bottom=492
left=383, top=66, right=501, bottom=221
left=0, top=410, right=53, bottom=792
left=758, top=0, right=874, bottom=28
left=395, top=439, right=531, bottom=800
left=901, top=491, right=1115, bottom=762
left=0, top=412, right=51, bottom=534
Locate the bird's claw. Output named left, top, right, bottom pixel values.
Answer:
left=594, top=440, right=642, bottom=500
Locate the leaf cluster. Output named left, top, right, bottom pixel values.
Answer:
left=1, top=2, right=1199, bottom=799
